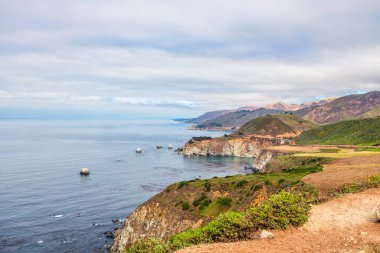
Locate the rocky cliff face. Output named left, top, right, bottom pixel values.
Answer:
left=182, top=136, right=290, bottom=161
left=111, top=187, right=203, bottom=252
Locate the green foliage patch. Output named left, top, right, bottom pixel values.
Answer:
left=126, top=191, right=311, bottom=253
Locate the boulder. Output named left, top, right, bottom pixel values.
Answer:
left=260, top=230, right=274, bottom=239
left=168, top=144, right=173, bottom=149
left=80, top=168, right=89, bottom=176
left=376, top=205, right=380, bottom=222
left=136, top=147, right=143, bottom=153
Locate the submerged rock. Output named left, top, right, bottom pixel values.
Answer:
left=104, top=231, right=114, bottom=239
left=80, top=168, right=90, bottom=176
left=156, top=146, right=163, bottom=149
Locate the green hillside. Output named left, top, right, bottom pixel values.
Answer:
left=232, top=114, right=317, bottom=137
left=296, top=117, right=380, bottom=146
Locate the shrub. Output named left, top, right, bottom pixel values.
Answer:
left=204, top=181, right=211, bottom=192
left=182, top=202, right=190, bottom=211
left=247, top=191, right=310, bottom=229
left=171, top=228, right=206, bottom=249
left=216, top=197, right=233, bottom=207
left=126, top=238, right=170, bottom=253
left=177, top=181, right=188, bottom=189
left=199, top=199, right=212, bottom=212
left=192, top=136, right=212, bottom=141
left=193, top=194, right=208, bottom=207
left=236, top=180, right=248, bottom=188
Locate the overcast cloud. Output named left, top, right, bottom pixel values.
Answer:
left=1, top=0, right=380, bottom=118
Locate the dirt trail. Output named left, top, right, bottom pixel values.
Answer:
left=176, top=188, right=380, bottom=253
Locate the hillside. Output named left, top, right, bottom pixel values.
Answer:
left=196, top=108, right=283, bottom=130
left=295, top=91, right=380, bottom=124
left=296, top=117, right=380, bottom=146
left=185, top=110, right=235, bottom=124
left=232, top=114, right=317, bottom=137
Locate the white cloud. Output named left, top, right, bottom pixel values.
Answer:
left=0, top=0, right=380, bottom=117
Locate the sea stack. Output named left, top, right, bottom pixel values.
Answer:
left=136, top=147, right=143, bottom=153
left=80, top=168, right=90, bottom=176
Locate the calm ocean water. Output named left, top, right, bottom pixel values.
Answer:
left=0, top=119, right=253, bottom=253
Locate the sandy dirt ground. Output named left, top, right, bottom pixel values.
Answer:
left=176, top=188, right=380, bottom=253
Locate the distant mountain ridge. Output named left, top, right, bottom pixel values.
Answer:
left=187, top=91, right=380, bottom=130
left=294, top=91, right=380, bottom=124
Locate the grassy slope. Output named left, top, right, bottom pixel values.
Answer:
left=296, top=117, right=380, bottom=146
left=232, top=114, right=317, bottom=137
left=125, top=156, right=334, bottom=252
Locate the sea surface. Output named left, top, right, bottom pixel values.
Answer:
left=0, top=119, right=253, bottom=253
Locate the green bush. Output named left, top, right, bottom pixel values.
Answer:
left=182, top=202, right=190, bottom=211
left=193, top=194, right=207, bottom=207
left=247, top=191, right=310, bottom=229
left=204, top=181, right=211, bottom=192
left=126, top=238, right=170, bottom=253
left=199, top=199, right=212, bottom=211
left=236, top=180, right=248, bottom=187
left=216, top=197, right=233, bottom=207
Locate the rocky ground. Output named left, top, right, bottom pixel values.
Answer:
left=176, top=188, right=380, bottom=253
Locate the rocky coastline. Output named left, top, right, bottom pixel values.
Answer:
left=111, top=135, right=292, bottom=252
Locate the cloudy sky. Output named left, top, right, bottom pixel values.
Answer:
left=1, top=0, right=380, bottom=119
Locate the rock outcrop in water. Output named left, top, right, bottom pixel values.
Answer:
left=182, top=135, right=292, bottom=171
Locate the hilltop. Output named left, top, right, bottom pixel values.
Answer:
left=232, top=114, right=317, bottom=137
left=296, top=117, right=380, bottom=146
left=294, top=91, right=380, bottom=124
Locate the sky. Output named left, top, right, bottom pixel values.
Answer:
left=1, top=0, right=380, bottom=119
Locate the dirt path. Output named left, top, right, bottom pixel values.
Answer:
left=176, top=188, right=380, bottom=253
left=302, top=155, right=380, bottom=199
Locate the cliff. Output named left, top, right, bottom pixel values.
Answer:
left=111, top=188, right=202, bottom=252
left=182, top=135, right=291, bottom=157
left=182, top=135, right=291, bottom=171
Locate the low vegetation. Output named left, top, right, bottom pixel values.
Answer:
left=331, top=175, right=380, bottom=197
left=187, top=136, right=212, bottom=144
left=123, top=156, right=334, bottom=253
left=296, top=117, right=380, bottom=146
left=126, top=191, right=311, bottom=253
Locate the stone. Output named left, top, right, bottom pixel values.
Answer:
left=260, top=230, right=274, bottom=239
left=80, top=168, right=89, bottom=176
left=376, top=205, right=380, bottom=222
left=104, top=231, right=114, bottom=239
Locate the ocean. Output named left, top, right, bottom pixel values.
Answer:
left=0, top=119, right=253, bottom=253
